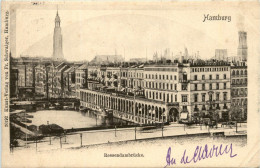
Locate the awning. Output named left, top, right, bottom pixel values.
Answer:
left=180, top=113, right=188, bottom=119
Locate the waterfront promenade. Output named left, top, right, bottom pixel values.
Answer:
left=12, top=123, right=247, bottom=153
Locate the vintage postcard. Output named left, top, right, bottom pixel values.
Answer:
left=1, top=1, right=260, bottom=167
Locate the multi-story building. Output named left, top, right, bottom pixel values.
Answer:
left=63, top=66, right=79, bottom=98
left=47, top=62, right=65, bottom=98
left=230, top=62, right=247, bottom=121
left=55, top=64, right=70, bottom=98
left=127, top=65, right=144, bottom=95
left=35, top=63, right=47, bottom=97
left=144, top=64, right=179, bottom=122
left=105, top=67, right=120, bottom=89
left=17, top=64, right=35, bottom=87
left=189, top=61, right=231, bottom=122
left=75, top=64, right=88, bottom=99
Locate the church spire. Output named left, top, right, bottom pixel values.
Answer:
left=55, top=7, right=60, bottom=27
left=52, top=9, right=64, bottom=61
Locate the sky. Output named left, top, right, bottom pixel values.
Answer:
left=12, top=2, right=259, bottom=62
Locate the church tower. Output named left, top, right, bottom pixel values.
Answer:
left=237, top=31, right=247, bottom=62
left=52, top=10, right=64, bottom=61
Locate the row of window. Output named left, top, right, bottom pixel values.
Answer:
left=76, top=79, right=85, bottom=84
left=145, top=68, right=178, bottom=72
left=121, top=72, right=144, bottom=78
left=231, top=88, right=247, bottom=96
left=231, top=98, right=247, bottom=106
left=193, top=103, right=228, bottom=111
left=231, top=79, right=247, bottom=85
left=145, top=74, right=177, bottom=80
left=192, top=74, right=227, bottom=80
left=191, top=67, right=229, bottom=72
left=145, top=82, right=177, bottom=90
left=192, top=83, right=227, bottom=91
left=193, top=92, right=227, bottom=102
left=145, top=91, right=177, bottom=102
left=231, top=69, right=247, bottom=76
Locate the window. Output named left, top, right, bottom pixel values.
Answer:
left=209, top=75, right=212, bottom=80
left=224, top=83, right=226, bottom=89
left=202, top=84, right=205, bottom=90
left=202, top=75, right=205, bottom=80
left=223, top=74, right=226, bottom=79
left=170, top=84, right=173, bottom=90
left=194, top=94, right=198, bottom=102
left=159, top=75, right=161, bottom=79
left=209, top=83, right=212, bottom=90
left=209, top=94, right=213, bottom=101
left=166, top=75, right=168, bottom=80
left=223, top=93, right=227, bottom=100
left=216, top=75, right=219, bottom=80
left=194, top=75, right=197, bottom=80
left=175, top=84, right=177, bottom=90
left=183, top=106, right=188, bottom=111
left=174, top=75, right=177, bottom=80
left=216, top=93, right=219, bottom=101
left=182, top=84, right=187, bottom=90
left=194, top=84, right=197, bottom=91
left=170, top=75, right=172, bottom=80
left=224, top=103, right=227, bottom=109
left=175, top=95, right=177, bottom=101
left=216, top=83, right=219, bottom=90
left=182, top=95, right=188, bottom=102
left=202, top=94, right=205, bottom=102
left=163, top=75, right=165, bottom=80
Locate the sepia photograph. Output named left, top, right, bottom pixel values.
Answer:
left=1, top=1, right=260, bottom=167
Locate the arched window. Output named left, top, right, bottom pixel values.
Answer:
left=240, top=70, right=243, bottom=75
left=236, top=70, right=239, bottom=75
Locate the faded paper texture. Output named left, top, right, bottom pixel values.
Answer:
left=1, top=1, right=260, bottom=167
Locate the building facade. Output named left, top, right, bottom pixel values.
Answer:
left=230, top=62, right=247, bottom=120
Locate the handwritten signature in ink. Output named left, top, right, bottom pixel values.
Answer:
left=164, top=143, right=237, bottom=168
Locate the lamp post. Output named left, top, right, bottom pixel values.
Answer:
left=24, top=112, right=28, bottom=148
left=47, top=121, right=52, bottom=145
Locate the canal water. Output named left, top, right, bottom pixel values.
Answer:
left=29, top=110, right=132, bottom=129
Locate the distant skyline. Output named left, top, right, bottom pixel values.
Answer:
left=11, top=3, right=257, bottom=62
